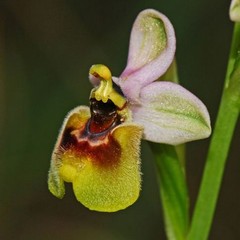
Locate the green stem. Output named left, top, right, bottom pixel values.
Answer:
left=187, top=23, right=240, bottom=240
left=175, top=144, right=186, bottom=169
left=150, top=143, right=189, bottom=240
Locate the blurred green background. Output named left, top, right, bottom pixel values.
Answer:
left=1, top=0, right=240, bottom=239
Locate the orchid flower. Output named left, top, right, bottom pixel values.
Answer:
left=48, top=9, right=211, bottom=212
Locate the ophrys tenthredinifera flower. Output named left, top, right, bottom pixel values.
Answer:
left=48, top=9, right=211, bottom=212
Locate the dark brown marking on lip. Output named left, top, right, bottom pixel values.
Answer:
left=60, top=127, right=77, bottom=149
left=60, top=127, right=121, bottom=167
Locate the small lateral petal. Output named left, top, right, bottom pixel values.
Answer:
left=119, top=9, right=176, bottom=102
left=72, top=123, right=143, bottom=212
left=131, top=82, right=211, bottom=145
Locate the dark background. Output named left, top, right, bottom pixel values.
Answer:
left=1, top=0, right=239, bottom=239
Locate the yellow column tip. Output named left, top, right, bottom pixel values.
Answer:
left=89, top=64, right=112, bottom=80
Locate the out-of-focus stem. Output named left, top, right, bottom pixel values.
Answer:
left=188, top=23, right=240, bottom=240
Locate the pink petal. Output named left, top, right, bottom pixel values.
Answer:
left=131, top=82, right=211, bottom=145
left=119, top=9, right=176, bottom=102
